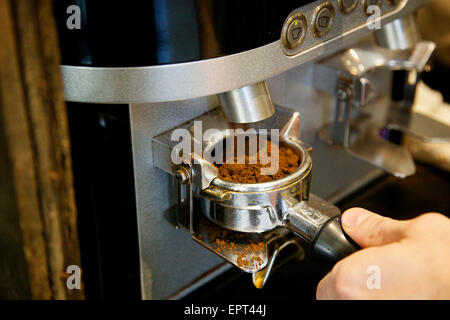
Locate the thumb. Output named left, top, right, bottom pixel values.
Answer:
left=341, top=208, right=409, bottom=248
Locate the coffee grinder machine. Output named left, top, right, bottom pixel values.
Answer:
left=54, top=0, right=448, bottom=299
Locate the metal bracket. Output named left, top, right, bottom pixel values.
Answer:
left=332, top=81, right=354, bottom=147
left=318, top=76, right=416, bottom=178
left=175, top=165, right=193, bottom=233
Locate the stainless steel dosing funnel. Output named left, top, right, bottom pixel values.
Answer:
left=199, top=138, right=359, bottom=264
left=218, top=81, right=275, bottom=124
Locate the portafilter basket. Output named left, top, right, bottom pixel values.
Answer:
left=199, top=138, right=359, bottom=264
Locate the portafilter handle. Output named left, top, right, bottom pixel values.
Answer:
left=284, top=194, right=360, bottom=265
left=309, top=215, right=360, bottom=265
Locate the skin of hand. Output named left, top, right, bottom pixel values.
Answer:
left=316, top=208, right=450, bottom=300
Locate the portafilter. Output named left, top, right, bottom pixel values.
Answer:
left=199, top=137, right=359, bottom=265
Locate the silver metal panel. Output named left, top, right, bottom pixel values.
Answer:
left=62, top=0, right=426, bottom=104
left=129, top=97, right=224, bottom=300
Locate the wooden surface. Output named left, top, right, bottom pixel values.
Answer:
left=0, top=0, right=83, bottom=299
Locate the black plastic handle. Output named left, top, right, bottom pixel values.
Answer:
left=310, top=215, right=361, bottom=265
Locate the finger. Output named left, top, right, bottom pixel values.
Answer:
left=341, top=208, right=409, bottom=248
left=316, top=270, right=336, bottom=300
left=316, top=243, right=436, bottom=300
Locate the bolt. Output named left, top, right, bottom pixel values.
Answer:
left=175, top=166, right=191, bottom=184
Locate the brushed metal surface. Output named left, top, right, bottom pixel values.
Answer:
left=129, top=97, right=221, bottom=300
left=375, top=14, right=420, bottom=50
left=218, top=81, right=275, bottom=123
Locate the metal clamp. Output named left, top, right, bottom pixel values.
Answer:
left=175, top=165, right=193, bottom=232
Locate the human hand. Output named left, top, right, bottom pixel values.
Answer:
left=316, top=208, right=450, bottom=299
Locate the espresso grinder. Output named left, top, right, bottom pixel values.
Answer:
left=55, top=0, right=449, bottom=299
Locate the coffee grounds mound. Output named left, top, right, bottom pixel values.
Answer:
left=216, top=141, right=300, bottom=184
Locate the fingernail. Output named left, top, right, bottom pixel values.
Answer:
left=342, top=208, right=371, bottom=229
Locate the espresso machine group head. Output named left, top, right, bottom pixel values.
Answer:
left=55, top=0, right=446, bottom=299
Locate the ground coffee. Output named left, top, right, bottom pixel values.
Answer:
left=216, top=140, right=300, bottom=183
